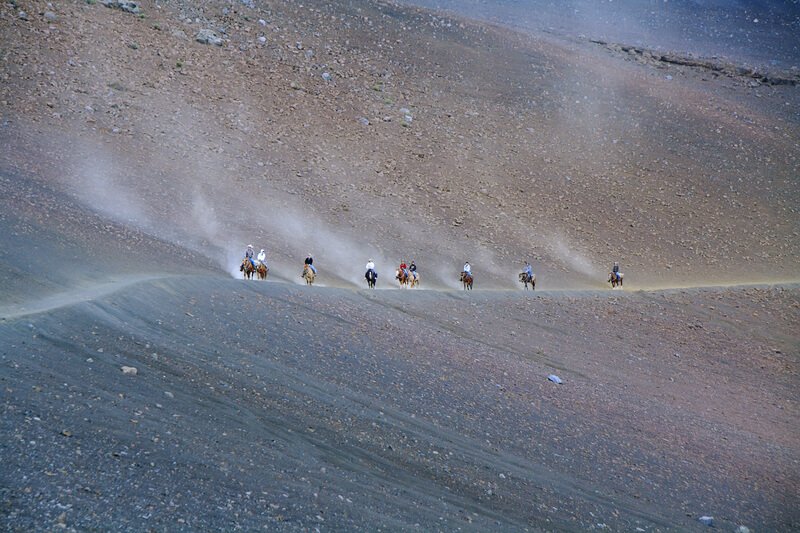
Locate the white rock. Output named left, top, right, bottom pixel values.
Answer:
left=121, top=366, right=138, bottom=375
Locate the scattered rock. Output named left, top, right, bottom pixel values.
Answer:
left=547, top=374, right=563, bottom=384
left=258, top=36, right=266, bottom=44
left=698, top=516, right=713, bottom=526
left=321, top=72, right=332, bottom=81
left=196, top=29, right=223, bottom=46
left=43, top=11, right=57, bottom=22
left=357, top=117, right=370, bottom=126
left=258, top=18, right=267, bottom=26
left=18, top=10, right=29, bottom=20
left=171, top=29, right=187, bottom=40
left=100, top=0, right=141, bottom=14
left=121, top=366, right=138, bottom=376
left=735, top=527, right=750, bottom=533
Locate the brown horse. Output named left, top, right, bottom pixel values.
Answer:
left=409, top=271, right=420, bottom=288
left=460, top=271, right=473, bottom=290
left=519, top=272, right=535, bottom=290
left=396, top=269, right=409, bottom=288
left=302, top=264, right=315, bottom=285
left=240, top=258, right=255, bottom=279
left=256, top=261, right=269, bottom=280
left=608, top=271, right=623, bottom=288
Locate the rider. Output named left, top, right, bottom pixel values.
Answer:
left=257, top=248, right=267, bottom=266
left=409, top=260, right=417, bottom=280
left=245, top=244, right=256, bottom=268
left=399, top=260, right=408, bottom=278
left=305, top=253, right=316, bottom=274
left=365, top=258, right=376, bottom=278
left=523, top=261, right=533, bottom=279
left=612, top=261, right=620, bottom=281
left=463, top=261, right=472, bottom=277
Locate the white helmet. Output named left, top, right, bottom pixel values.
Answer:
left=247, top=244, right=253, bottom=248
left=260, top=249, right=265, bottom=252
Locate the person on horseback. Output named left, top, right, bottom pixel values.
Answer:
left=463, top=262, right=472, bottom=277
left=612, top=261, right=620, bottom=281
left=245, top=244, right=256, bottom=268
left=399, top=260, right=408, bottom=278
left=523, top=261, right=533, bottom=280
left=409, top=260, right=417, bottom=281
left=305, top=253, right=316, bottom=274
left=257, top=248, right=267, bottom=266
left=365, top=258, right=376, bottom=276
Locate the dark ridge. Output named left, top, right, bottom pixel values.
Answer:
left=592, top=39, right=800, bottom=86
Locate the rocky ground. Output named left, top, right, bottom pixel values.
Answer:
left=1, top=0, right=798, bottom=287
left=1, top=277, right=798, bottom=531
left=0, top=0, right=798, bottom=530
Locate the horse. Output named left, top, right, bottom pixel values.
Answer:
left=365, top=269, right=377, bottom=289
left=409, top=270, right=420, bottom=288
left=608, top=271, right=624, bottom=288
left=256, top=261, right=269, bottom=280
left=302, top=264, right=316, bottom=285
left=519, top=272, right=535, bottom=291
left=396, top=268, right=409, bottom=288
left=460, top=271, right=473, bottom=290
left=240, top=258, right=255, bottom=280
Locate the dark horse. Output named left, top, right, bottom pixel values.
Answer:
left=365, top=269, right=377, bottom=289
left=608, top=271, right=623, bottom=288
left=519, top=272, right=535, bottom=290
left=240, top=258, right=255, bottom=280
left=256, top=261, right=269, bottom=280
left=460, top=271, right=473, bottom=290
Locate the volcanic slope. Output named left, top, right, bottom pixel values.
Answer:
left=0, top=0, right=798, bottom=288
left=2, top=277, right=798, bottom=531
left=1, top=0, right=799, bottom=530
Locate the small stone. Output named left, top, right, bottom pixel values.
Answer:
left=44, top=11, right=57, bottom=22
left=357, top=117, right=370, bottom=126
left=321, top=72, right=332, bottom=81
left=547, top=374, right=563, bottom=384
left=118, top=1, right=140, bottom=13
left=196, top=29, right=223, bottom=46
left=735, top=527, right=750, bottom=533
left=164, top=391, right=174, bottom=398
left=698, top=516, right=713, bottom=526
left=257, top=36, right=266, bottom=44
left=18, top=10, right=29, bottom=20
left=121, top=366, right=138, bottom=375
left=258, top=18, right=266, bottom=26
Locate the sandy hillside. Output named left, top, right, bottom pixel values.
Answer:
left=1, top=0, right=798, bottom=289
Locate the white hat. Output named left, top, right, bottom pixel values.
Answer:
left=248, top=244, right=253, bottom=248
left=260, top=249, right=264, bottom=252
